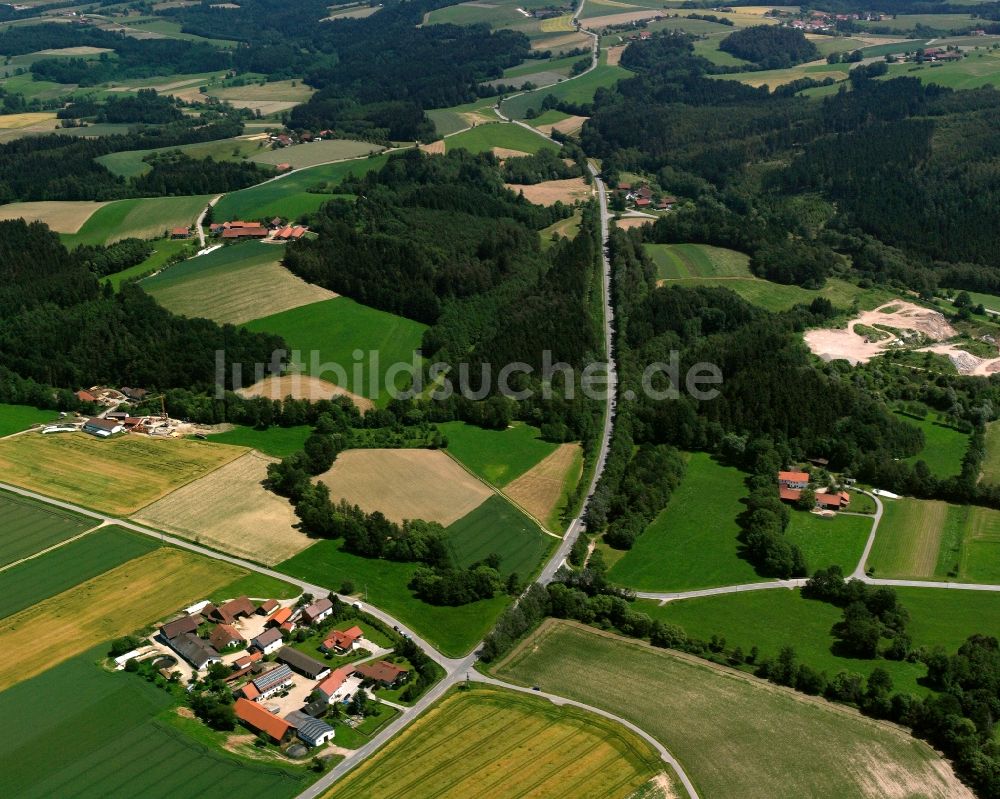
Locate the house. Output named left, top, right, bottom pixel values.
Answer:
left=106, top=411, right=128, bottom=421
left=222, top=225, right=269, bottom=239
left=284, top=711, right=335, bottom=747
left=159, top=614, right=201, bottom=641
left=169, top=632, right=221, bottom=670
left=299, top=597, right=333, bottom=626
left=315, top=665, right=360, bottom=704
left=246, top=663, right=294, bottom=701
left=354, top=660, right=409, bottom=688
left=276, top=646, right=330, bottom=680
left=234, top=698, right=292, bottom=742
left=257, top=599, right=279, bottom=615
left=816, top=490, right=851, bottom=511
left=209, top=596, right=255, bottom=625
left=83, top=417, right=123, bottom=438
left=321, top=625, right=363, bottom=655
left=170, top=226, right=189, bottom=239
left=268, top=217, right=285, bottom=229
left=616, top=182, right=632, bottom=191
left=778, top=471, right=809, bottom=490
left=233, top=651, right=263, bottom=670
left=251, top=627, right=284, bottom=656
left=209, top=623, right=245, bottom=651
left=120, top=387, right=147, bottom=401
left=657, top=195, right=677, bottom=210
left=267, top=607, right=294, bottom=629
left=75, top=389, right=96, bottom=403
left=636, top=186, right=653, bottom=201
left=634, top=197, right=651, bottom=207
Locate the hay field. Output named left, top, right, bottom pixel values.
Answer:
left=0, top=111, right=57, bottom=129
left=419, top=139, right=447, bottom=154
left=530, top=30, right=592, bottom=52
left=647, top=243, right=752, bottom=280
left=328, top=686, right=664, bottom=799
left=605, top=44, right=625, bottom=66
left=0, top=547, right=245, bottom=690
left=867, top=498, right=950, bottom=579
left=132, top=451, right=310, bottom=565
left=252, top=139, right=384, bottom=169
left=445, top=122, right=558, bottom=155
left=208, top=79, right=314, bottom=115
left=237, top=375, right=374, bottom=410
left=0, top=432, right=245, bottom=515
left=535, top=114, right=588, bottom=136
left=495, top=620, right=973, bottom=799
left=540, top=14, right=576, bottom=32
left=506, top=176, right=594, bottom=205
left=61, top=195, right=212, bottom=246
left=614, top=215, right=656, bottom=230
left=505, top=442, right=582, bottom=530
left=0, top=200, right=107, bottom=233
left=317, top=448, right=492, bottom=525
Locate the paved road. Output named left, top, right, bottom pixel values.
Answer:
left=851, top=490, right=884, bottom=579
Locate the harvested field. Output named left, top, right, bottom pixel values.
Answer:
left=492, top=146, right=532, bottom=158
left=132, top=451, right=310, bottom=565
left=419, top=139, right=446, bottom=154
left=316, top=448, right=492, bottom=526
left=0, top=432, right=245, bottom=515
left=505, top=443, right=582, bottom=530
left=236, top=375, right=374, bottom=411
left=0, top=200, right=106, bottom=233
left=0, top=111, right=57, bottom=128
left=614, top=215, right=656, bottom=230
left=252, top=138, right=383, bottom=169
left=587, top=9, right=665, bottom=27
left=535, top=114, right=588, bottom=136
left=328, top=686, right=663, bottom=799
left=61, top=195, right=212, bottom=246
left=531, top=31, right=592, bottom=52
left=605, top=44, right=626, bottom=66
left=506, top=176, right=593, bottom=205
left=540, top=14, right=576, bottom=32
left=0, top=547, right=244, bottom=690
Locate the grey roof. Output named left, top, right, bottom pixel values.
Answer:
left=253, top=627, right=283, bottom=647
left=170, top=633, right=219, bottom=668
left=252, top=664, right=294, bottom=694
left=302, top=597, right=333, bottom=620
left=277, top=646, right=330, bottom=678
left=285, top=711, right=334, bottom=744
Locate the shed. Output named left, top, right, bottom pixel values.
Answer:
left=277, top=646, right=330, bottom=680
left=235, top=698, right=292, bottom=742
left=285, top=710, right=335, bottom=747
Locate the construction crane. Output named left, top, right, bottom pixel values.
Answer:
left=139, top=394, right=169, bottom=423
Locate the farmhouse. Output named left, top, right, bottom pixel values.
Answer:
left=816, top=491, right=851, bottom=511
left=284, top=710, right=335, bottom=747
left=315, top=665, right=360, bottom=704
left=778, top=470, right=809, bottom=501
left=246, top=663, right=295, bottom=701
left=159, top=614, right=201, bottom=640
left=354, top=660, right=408, bottom=688
left=170, top=226, right=190, bottom=239
left=299, top=597, right=333, bottom=626
left=277, top=646, right=330, bottom=680
left=273, top=225, right=308, bottom=240
left=208, top=596, right=255, bottom=624
left=209, top=623, right=245, bottom=650
left=234, top=698, right=292, bottom=742
left=321, top=625, right=363, bottom=655
left=169, top=632, right=221, bottom=670
left=222, top=225, right=269, bottom=239
left=83, top=417, right=123, bottom=438
left=251, top=627, right=284, bottom=655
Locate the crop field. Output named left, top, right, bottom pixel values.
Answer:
left=95, top=136, right=266, bottom=179
left=60, top=195, right=213, bottom=247
left=608, top=452, right=764, bottom=591
left=201, top=78, right=314, bottom=114
left=212, top=154, right=389, bottom=223
left=445, top=122, right=558, bottom=155
left=0, top=111, right=56, bottom=129
left=0, top=432, right=245, bottom=515
left=142, top=241, right=336, bottom=324
left=0, top=199, right=107, bottom=232
left=446, top=494, right=553, bottom=578
left=329, top=686, right=663, bottom=799
left=533, top=112, right=589, bottom=136
left=508, top=176, right=594, bottom=205
left=0, top=526, right=160, bottom=619
left=897, top=412, right=969, bottom=477
left=437, top=421, right=557, bottom=487
left=317, top=448, right=492, bottom=526
left=0, top=547, right=244, bottom=690
left=983, top=419, right=1000, bottom=484
left=0, top=651, right=306, bottom=799
left=236, top=374, right=374, bottom=410
left=0, top=490, right=94, bottom=568
left=425, top=0, right=539, bottom=27
left=504, top=53, right=583, bottom=79
left=279, top=539, right=510, bottom=656
left=206, top=424, right=312, bottom=458
left=859, top=12, right=976, bottom=31
left=426, top=108, right=469, bottom=136
left=505, top=442, right=583, bottom=531
left=252, top=139, right=384, bottom=168
left=133, top=451, right=310, bottom=565
left=494, top=620, right=972, bottom=799
left=0, top=402, right=60, bottom=436
left=646, top=243, right=752, bottom=280
left=502, top=61, right=632, bottom=119
left=243, top=297, right=427, bottom=404
left=783, top=510, right=872, bottom=575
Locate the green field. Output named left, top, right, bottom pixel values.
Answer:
left=859, top=12, right=976, bottom=31
left=0, top=490, right=94, bottom=568
left=501, top=59, right=632, bottom=120
left=884, top=50, right=1000, bottom=90
left=784, top=510, right=872, bottom=575
left=896, top=411, right=970, bottom=477
left=278, top=540, right=509, bottom=656
left=446, top=494, right=554, bottom=578
left=142, top=240, right=278, bottom=293
left=244, top=297, right=427, bottom=404
left=0, top=525, right=159, bottom=619
left=495, top=620, right=967, bottom=799
left=104, top=238, right=193, bottom=289
left=95, top=137, right=266, bottom=179
left=206, top=424, right=313, bottom=458
left=426, top=108, right=469, bottom=137
left=444, top=122, right=557, bottom=155
left=438, top=421, right=557, bottom=486
left=252, top=139, right=384, bottom=168
left=208, top=570, right=300, bottom=602
left=645, top=243, right=751, bottom=280
left=983, top=419, right=1000, bottom=484
left=691, top=33, right=753, bottom=66
left=61, top=195, right=212, bottom=247
left=669, top=275, right=892, bottom=313
left=0, top=403, right=59, bottom=436
left=0, top=650, right=307, bottom=799
left=607, top=452, right=764, bottom=591
left=212, top=154, right=389, bottom=221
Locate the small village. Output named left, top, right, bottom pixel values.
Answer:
left=778, top=468, right=853, bottom=514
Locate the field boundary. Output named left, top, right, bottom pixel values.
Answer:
left=0, top=520, right=105, bottom=574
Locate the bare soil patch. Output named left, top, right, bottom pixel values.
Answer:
left=316, top=448, right=492, bottom=526
left=506, top=176, right=593, bottom=205
left=606, top=45, right=626, bottom=66
left=614, top=215, right=656, bottom=230
left=917, top=343, right=1000, bottom=376
left=491, top=146, right=532, bottom=158
left=237, top=375, right=374, bottom=411
left=505, top=443, right=581, bottom=526
left=0, top=200, right=107, bottom=233
left=419, top=139, right=446, bottom=154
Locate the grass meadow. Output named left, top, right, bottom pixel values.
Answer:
left=494, top=620, right=970, bottom=799
left=500, top=58, right=632, bottom=120
left=252, top=139, right=383, bottom=168
left=278, top=540, right=510, bottom=656
left=208, top=570, right=301, bottom=602
left=206, top=424, right=313, bottom=458
left=897, top=411, right=970, bottom=477
left=646, top=243, right=751, bottom=280
left=328, top=686, right=664, bottom=799
left=784, top=510, right=872, bottom=575
left=0, top=490, right=94, bottom=567
left=981, top=418, right=1000, bottom=484
left=607, top=452, right=764, bottom=591
left=105, top=238, right=192, bottom=289
left=61, top=195, right=212, bottom=247
left=95, top=136, right=266, bottom=178
left=437, top=421, right=558, bottom=486
left=0, top=402, right=60, bottom=436
left=444, top=122, right=558, bottom=155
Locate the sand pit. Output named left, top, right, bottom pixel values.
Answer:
left=805, top=301, right=958, bottom=364
left=0, top=200, right=107, bottom=233
left=917, top=343, right=1000, bottom=376
left=506, top=177, right=594, bottom=205
left=237, top=375, right=374, bottom=411
left=316, top=448, right=493, bottom=526
left=419, top=139, right=446, bottom=155
left=536, top=115, right=588, bottom=136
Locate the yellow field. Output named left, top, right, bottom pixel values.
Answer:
left=328, top=686, right=665, bottom=799
left=506, top=177, right=594, bottom=205
left=0, top=432, right=246, bottom=515
left=317, top=448, right=493, bottom=526
left=506, top=443, right=582, bottom=530
left=531, top=31, right=591, bottom=52
left=540, top=14, right=575, bottom=32
left=0, top=200, right=107, bottom=233
left=535, top=114, right=588, bottom=136
left=0, top=548, right=245, bottom=690
left=237, top=375, right=374, bottom=411
left=0, top=112, right=57, bottom=129
left=209, top=79, right=315, bottom=115
left=132, top=451, right=311, bottom=565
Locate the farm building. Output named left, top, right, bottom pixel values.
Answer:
left=170, top=226, right=190, bottom=239
left=209, top=623, right=245, bottom=650
left=285, top=711, right=335, bottom=747
left=277, top=646, right=330, bottom=680
left=208, top=596, right=255, bottom=624
left=235, top=698, right=292, bottom=742
left=251, top=627, right=284, bottom=655
left=233, top=651, right=263, bottom=670
left=267, top=606, right=294, bottom=629
left=300, top=597, right=333, bottom=626
left=273, top=225, right=308, bottom=240
left=83, top=418, right=123, bottom=438
left=244, top=664, right=294, bottom=702
left=354, top=660, right=408, bottom=688
left=816, top=491, right=851, bottom=511
left=778, top=470, right=809, bottom=501
left=159, top=614, right=201, bottom=641
left=315, top=665, right=360, bottom=704
left=257, top=599, right=279, bottom=615
left=321, top=625, right=363, bottom=655
left=169, top=632, right=221, bottom=670
left=222, top=226, right=269, bottom=239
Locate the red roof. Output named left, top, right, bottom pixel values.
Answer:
left=235, top=698, right=291, bottom=741
left=778, top=471, right=809, bottom=483
left=779, top=486, right=802, bottom=502
left=268, top=607, right=293, bottom=626
left=635, top=198, right=651, bottom=207
left=76, top=390, right=96, bottom=402
left=316, top=665, right=355, bottom=697
left=222, top=226, right=268, bottom=238
left=241, top=683, right=260, bottom=700
left=276, top=163, right=291, bottom=171
left=355, top=660, right=408, bottom=684
left=322, top=625, right=363, bottom=651
left=816, top=493, right=842, bottom=508
left=170, top=226, right=188, bottom=235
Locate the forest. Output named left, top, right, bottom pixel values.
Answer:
left=719, top=26, right=818, bottom=69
